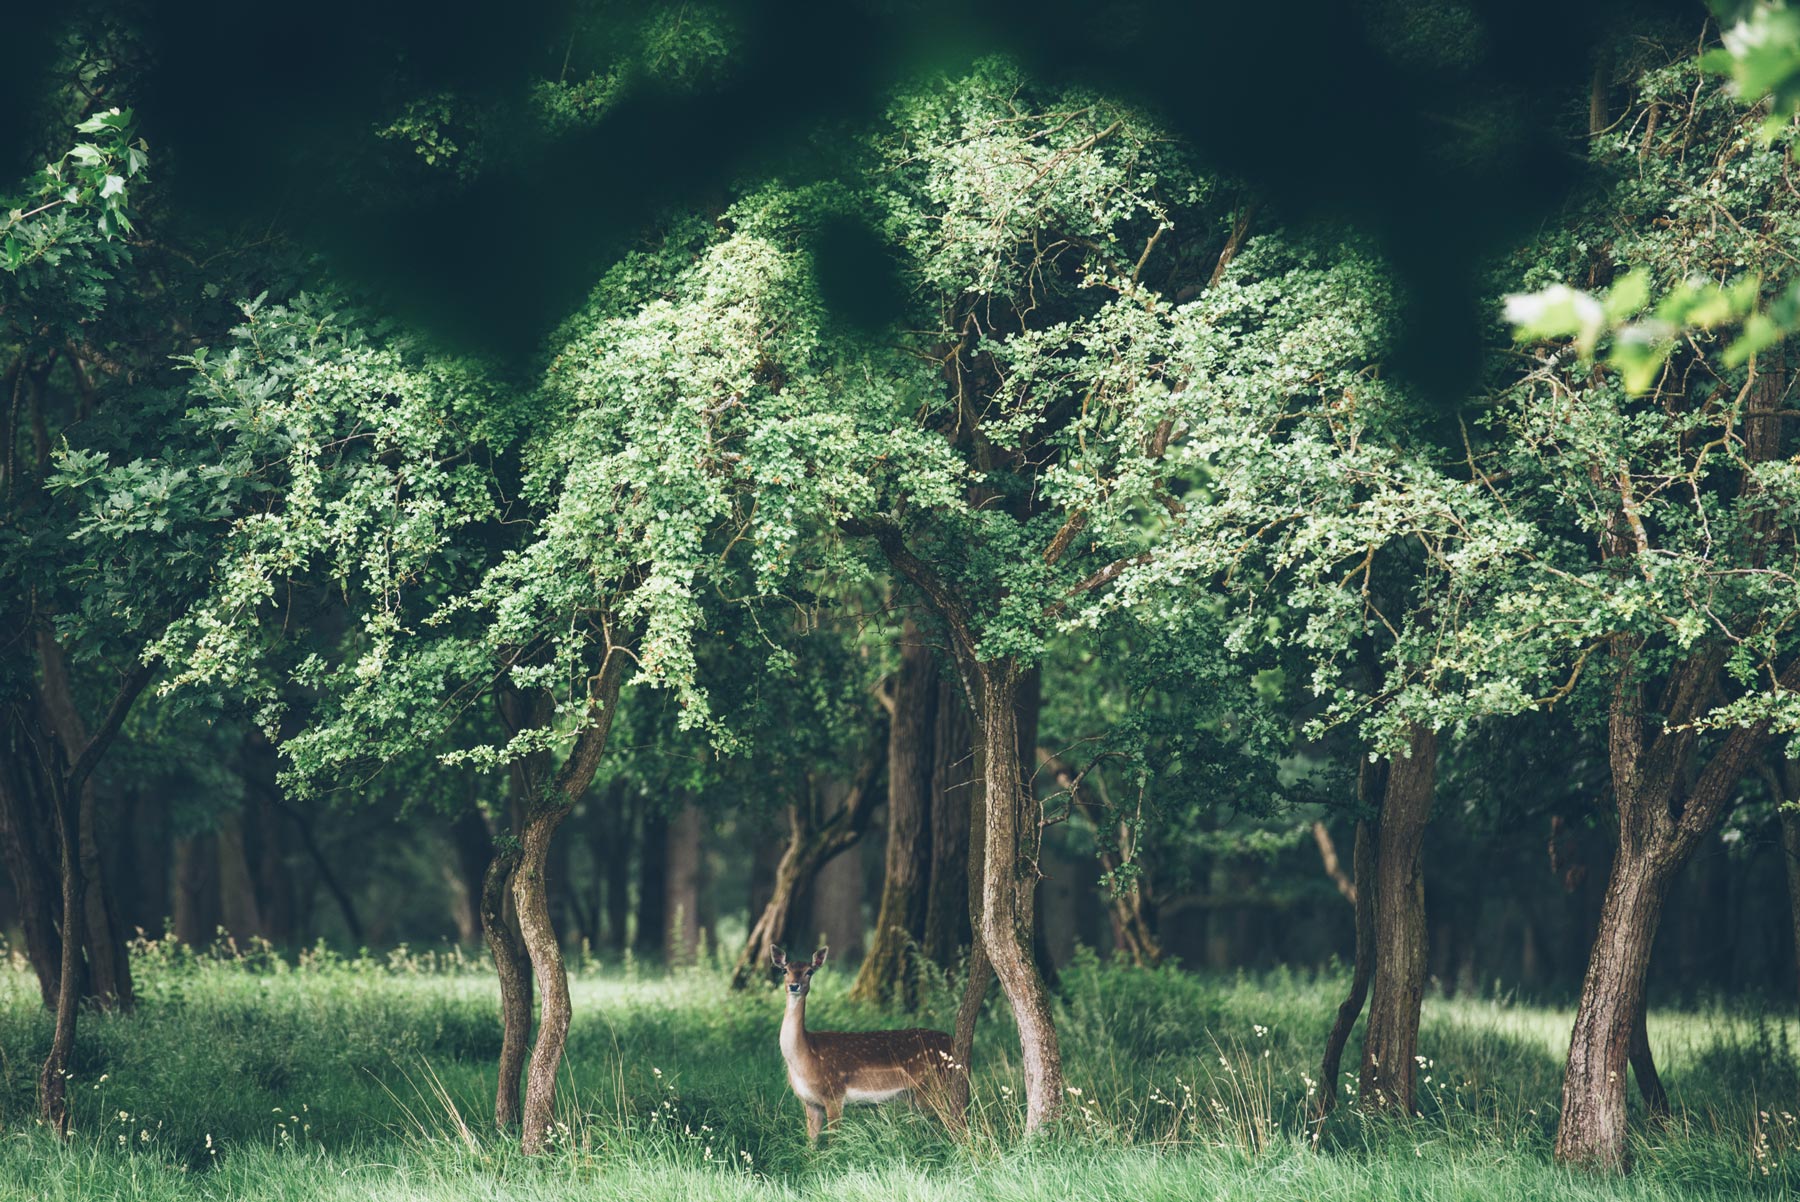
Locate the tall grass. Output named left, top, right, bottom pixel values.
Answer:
left=1, top=937, right=1796, bottom=1199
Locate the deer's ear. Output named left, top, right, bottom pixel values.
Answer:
left=811, top=946, right=829, bottom=968
left=771, top=946, right=787, bottom=968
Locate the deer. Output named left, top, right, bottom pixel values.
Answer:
left=772, top=944, right=960, bottom=1141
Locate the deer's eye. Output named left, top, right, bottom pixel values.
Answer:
left=805, top=969, right=815, bottom=977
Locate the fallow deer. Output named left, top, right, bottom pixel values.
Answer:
left=773, top=945, right=959, bottom=1141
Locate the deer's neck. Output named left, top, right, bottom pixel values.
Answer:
left=780, top=994, right=812, bottom=1064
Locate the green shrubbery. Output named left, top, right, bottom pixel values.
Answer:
left=2, top=944, right=1797, bottom=1198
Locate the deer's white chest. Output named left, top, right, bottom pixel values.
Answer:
left=781, top=1003, right=824, bottom=1103
left=844, top=1085, right=909, bottom=1105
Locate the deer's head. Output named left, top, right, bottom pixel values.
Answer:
left=772, top=945, right=828, bottom=996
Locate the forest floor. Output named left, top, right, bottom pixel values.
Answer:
left=1, top=942, right=1797, bottom=1200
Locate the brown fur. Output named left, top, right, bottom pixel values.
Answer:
left=774, top=945, right=960, bottom=1140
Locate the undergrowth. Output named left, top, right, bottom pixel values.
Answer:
left=1, top=938, right=1797, bottom=1199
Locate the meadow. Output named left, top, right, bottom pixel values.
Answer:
left=2, top=941, right=1797, bottom=1201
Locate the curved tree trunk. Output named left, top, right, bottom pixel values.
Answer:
left=512, top=650, right=629, bottom=1155
left=923, top=676, right=974, bottom=968
left=1358, top=724, right=1438, bottom=1115
left=1553, top=847, right=1673, bottom=1170
left=1316, top=792, right=1378, bottom=1118
left=733, top=810, right=828, bottom=989
left=975, top=660, right=1064, bottom=1134
left=854, top=619, right=938, bottom=1006
left=516, top=802, right=574, bottom=1153
left=947, top=938, right=991, bottom=1122
left=733, top=758, right=883, bottom=990
left=37, top=629, right=135, bottom=1010
left=481, top=843, right=531, bottom=1129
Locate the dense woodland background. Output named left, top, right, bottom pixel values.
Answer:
left=6, top=0, right=1800, bottom=1189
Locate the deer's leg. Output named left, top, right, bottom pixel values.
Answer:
left=805, top=1102, right=825, bottom=1143
left=823, top=1096, right=843, bottom=1132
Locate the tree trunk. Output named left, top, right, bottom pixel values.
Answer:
left=216, top=809, right=266, bottom=944
left=1358, top=724, right=1438, bottom=1116
left=949, top=715, right=990, bottom=1117
left=853, top=619, right=938, bottom=1006
left=37, top=747, right=80, bottom=1138
left=637, top=806, right=668, bottom=958
left=1013, top=668, right=1059, bottom=994
left=924, top=676, right=974, bottom=968
left=733, top=815, right=824, bottom=988
left=448, top=804, right=492, bottom=945
left=482, top=843, right=531, bottom=1129
left=665, top=800, right=704, bottom=967
left=732, top=762, right=883, bottom=989
left=37, top=630, right=133, bottom=1009
left=813, top=828, right=865, bottom=960
left=974, top=659, right=1064, bottom=1134
left=1553, top=844, right=1674, bottom=1170
left=516, top=803, right=573, bottom=1151
left=1316, top=766, right=1380, bottom=1118
left=603, top=779, right=634, bottom=951
left=1552, top=636, right=1793, bottom=1168
left=172, top=833, right=218, bottom=947
left=0, top=742, right=64, bottom=1007
left=513, top=652, right=628, bottom=1155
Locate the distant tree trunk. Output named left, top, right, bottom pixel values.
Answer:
left=813, top=828, right=866, bottom=960
left=0, top=741, right=64, bottom=1007
left=172, top=833, right=217, bottom=946
left=853, top=619, right=937, bottom=1006
left=923, top=676, right=974, bottom=968
left=1359, top=724, right=1439, bottom=1115
left=665, top=800, right=704, bottom=966
left=216, top=809, right=265, bottom=944
left=602, top=779, right=633, bottom=952
left=448, top=804, right=493, bottom=946
left=637, top=806, right=668, bottom=958
left=1036, top=749, right=1161, bottom=967
left=748, top=826, right=783, bottom=924
left=731, top=759, right=883, bottom=990
left=242, top=734, right=296, bottom=946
